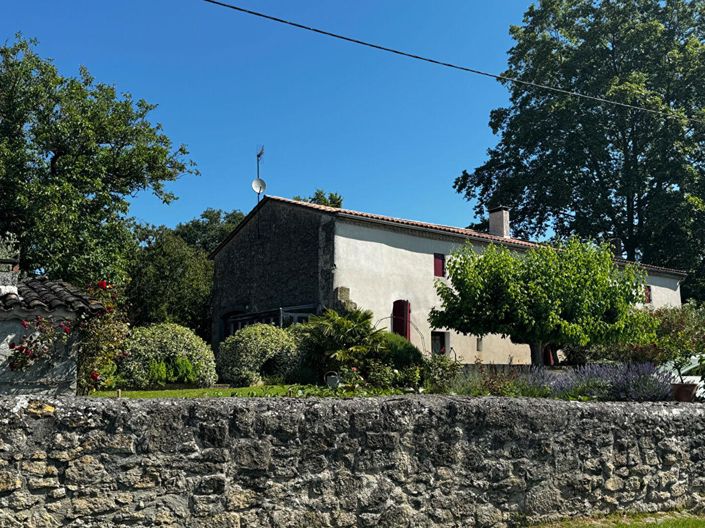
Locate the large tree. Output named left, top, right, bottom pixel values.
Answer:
left=429, top=239, right=647, bottom=365
left=126, top=227, right=213, bottom=339
left=454, top=0, right=705, bottom=299
left=126, top=208, right=243, bottom=339
left=0, top=36, right=195, bottom=283
left=173, top=208, right=244, bottom=254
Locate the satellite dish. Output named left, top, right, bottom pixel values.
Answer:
left=251, top=178, right=267, bottom=195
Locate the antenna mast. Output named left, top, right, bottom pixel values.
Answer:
left=251, top=146, right=267, bottom=204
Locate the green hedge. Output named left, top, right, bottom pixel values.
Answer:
left=121, top=323, right=217, bottom=389
left=217, top=324, right=298, bottom=386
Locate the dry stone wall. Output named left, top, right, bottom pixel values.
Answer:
left=0, top=396, right=703, bottom=527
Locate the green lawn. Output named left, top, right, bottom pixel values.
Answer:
left=537, top=513, right=705, bottom=527
left=90, top=384, right=404, bottom=399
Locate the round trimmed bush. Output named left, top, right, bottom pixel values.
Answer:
left=381, top=332, right=423, bottom=369
left=217, top=324, right=298, bottom=386
left=121, top=323, right=217, bottom=389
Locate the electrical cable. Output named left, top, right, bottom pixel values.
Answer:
left=203, top=0, right=704, bottom=126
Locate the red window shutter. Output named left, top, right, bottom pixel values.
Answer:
left=434, top=254, right=445, bottom=277
left=392, top=300, right=411, bottom=340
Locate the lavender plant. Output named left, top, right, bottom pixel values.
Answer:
left=446, top=363, right=672, bottom=402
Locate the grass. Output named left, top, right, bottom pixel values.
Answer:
left=536, top=512, right=705, bottom=528
left=90, top=384, right=405, bottom=399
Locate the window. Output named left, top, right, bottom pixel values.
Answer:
left=434, top=253, right=445, bottom=277
left=392, top=299, right=411, bottom=339
left=644, top=285, right=653, bottom=304
left=431, top=331, right=448, bottom=355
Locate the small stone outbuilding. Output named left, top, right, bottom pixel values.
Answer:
left=0, top=259, right=103, bottom=395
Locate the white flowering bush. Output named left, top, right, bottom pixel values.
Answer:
left=121, top=323, right=217, bottom=389
left=217, top=324, right=297, bottom=386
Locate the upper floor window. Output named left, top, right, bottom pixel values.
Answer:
left=434, top=253, right=445, bottom=277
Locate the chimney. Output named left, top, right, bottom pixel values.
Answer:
left=488, top=206, right=511, bottom=238
left=0, top=259, right=19, bottom=296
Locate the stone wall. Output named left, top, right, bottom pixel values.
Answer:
left=0, top=396, right=704, bottom=527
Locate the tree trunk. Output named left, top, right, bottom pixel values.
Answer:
left=529, top=342, right=544, bottom=366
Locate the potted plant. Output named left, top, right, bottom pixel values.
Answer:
left=670, top=354, right=699, bottom=403
left=654, top=304, right=705, bottom=402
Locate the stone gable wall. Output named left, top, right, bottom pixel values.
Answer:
left=0, top=396, right=704, bottom=527
left=211, top=201, right=334, bottom=348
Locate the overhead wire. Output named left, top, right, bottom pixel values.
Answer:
left=203, top=0, right=704, bottom=127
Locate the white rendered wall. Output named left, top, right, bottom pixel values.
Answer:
left=332, top=220, right=683, bottom=365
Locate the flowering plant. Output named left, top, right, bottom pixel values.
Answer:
left=339, top=365, right=365, bottom=389
left=7, top=316, right=71, bottom=370
left=74, top=280, right=130, bottom=393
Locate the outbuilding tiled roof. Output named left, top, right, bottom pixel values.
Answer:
left=0, top=277, right=104, bottom=315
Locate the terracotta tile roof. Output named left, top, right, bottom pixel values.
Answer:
left=212, top=195, right=687, bottom=278
left=0, top=277, right=104, bottom=315
left=267, top=196, right=540, bottom=249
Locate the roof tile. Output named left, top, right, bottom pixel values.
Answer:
left=265, top=196, right=687, bottom=277
left=0, top=277, right=104, bottom=315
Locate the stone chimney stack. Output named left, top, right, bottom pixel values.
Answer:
left=0, top=259, right=19, bottom=296
left=488, top=206, right=511, bottom=238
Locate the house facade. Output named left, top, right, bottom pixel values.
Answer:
left=210, top=197, right=685, bottom=364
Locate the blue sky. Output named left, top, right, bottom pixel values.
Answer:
left=6, top=1, right=533, bottom=229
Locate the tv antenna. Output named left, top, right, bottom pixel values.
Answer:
left=251, top=145, right=266, bottom=203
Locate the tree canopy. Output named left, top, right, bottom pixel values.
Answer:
left=126, top=228, right=213, bottom=339
left=429, top=239, right=647, bottom=365
left=173, top=208, right=244, bottom=254
left=126, top=207, right=243, bottom=339
left=0, top=36, right=195, bottom=284
left=293, top=189, right=343, bottom=208
left=454, top=0, right=705, bottom=300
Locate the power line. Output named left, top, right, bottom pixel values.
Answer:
left=203, top=0, right=704, bottom=127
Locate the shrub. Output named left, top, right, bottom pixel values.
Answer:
left=121, top=323, right=217, bottom=389
left=443, top=363, right=671, bottom=401
left=550, top=363, right=672, bottom=401
left=366, top=360, right=397, bottom=388
left=579, top=305, right=705, bottom=374
left=170, top=356, right=197, bottom=384
left=422, top=354, right=461, bottom=393
left=148, top=360, right=168, bottom=388
left=75, top=281, right=130, bottom=394
left=217, top=324, right=297, bottom=386
left=296, top=309, right=386, bottom=382
left=380, top=332, right=423, bottom=369
left=397, top=365, right=421, bottom=389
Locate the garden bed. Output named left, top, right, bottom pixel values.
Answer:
left=90, top=384, right=403, bottom=399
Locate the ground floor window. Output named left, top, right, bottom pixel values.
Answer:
left=223, top=305, right=317, bottom=337
left=431, top=331, right=448, bottom=355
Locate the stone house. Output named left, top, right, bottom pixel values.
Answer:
left=210, top=196, right=685, bottom=364
left=0, top=259, right=103, bottom=395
